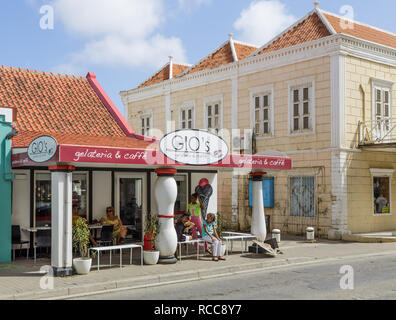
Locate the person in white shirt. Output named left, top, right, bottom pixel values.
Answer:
left=376, top=193, right=388, bottom=213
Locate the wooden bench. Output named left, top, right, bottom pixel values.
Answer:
left=88, top=243, right=143, bottom=271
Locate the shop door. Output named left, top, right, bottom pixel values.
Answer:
left=115, top=173, right=146, bottom=242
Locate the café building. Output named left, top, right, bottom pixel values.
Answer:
left=1, top=66, right=291, bottom=275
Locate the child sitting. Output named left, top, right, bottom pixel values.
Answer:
left=202, top=213, right=225, bottom=262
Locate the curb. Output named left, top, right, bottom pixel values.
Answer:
left=2, top=256, right=314, bottom=300
left=342, top=235, right=396, bottom=243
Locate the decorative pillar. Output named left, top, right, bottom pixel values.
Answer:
left=250, top=172, right=267, bottom=242
left=154, top=168, right=178, bottom=264
left=49, top=165, right=74, bottom=276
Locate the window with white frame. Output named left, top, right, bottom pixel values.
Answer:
left=371, top=79, right=393, bottom=137
left=141, top=114, right=152, bottom=136
left=290, top=176, right=315, bottom=217
left=290, top=84, right=313, bottom=133
left=203, top=95, right=223, bottom=134
left=370, top=168, right=394, bottom=215
left=254, top=93, right=272, bottom=135
left=179, top=104, right=195, bottom=129
left=205, top=100, right=222, bottom=134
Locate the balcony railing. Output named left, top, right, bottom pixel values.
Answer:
left=358, top=118, right=396, bottom=146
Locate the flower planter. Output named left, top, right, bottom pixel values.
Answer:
left=144, top=234, right=155, bottom=251
left=73, top=257, right=92, bottom=275
left=221, top=244, right=227, bottom=256
left=143, top=250, right=160, bottom=265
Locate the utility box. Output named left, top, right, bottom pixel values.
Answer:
left=0, top=108, right=15, bottom=263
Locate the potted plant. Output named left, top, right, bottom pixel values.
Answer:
left=143, top=212, right=160, bottom=265
left=72, top=217, right=92, bottom=274
left=216, top=213, right=227, bottom=256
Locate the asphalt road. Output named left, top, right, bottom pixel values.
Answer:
left=74, top=253, right=396, bottom=300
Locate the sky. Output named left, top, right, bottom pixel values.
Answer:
left=1, top=0, right=396, bottom=116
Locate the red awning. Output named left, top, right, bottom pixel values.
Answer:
left=12, top=144, right=292, bottom=170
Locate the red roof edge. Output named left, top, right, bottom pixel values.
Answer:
left=86, top=72, right=157, bottom=143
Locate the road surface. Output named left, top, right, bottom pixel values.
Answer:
left=72, top=253, right=396, bottom=300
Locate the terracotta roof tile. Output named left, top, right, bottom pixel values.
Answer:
left=0, top=66, right=153, bottom=150
left=138, top=63, right=190, bottom=88
left=234, top=42, right=258, bottom=60
left=323, top=12, right=396, bottom=49
left=185, top=42, right=235, bottom=75
left=13, top=131, right=157, bottom=149
left=0, top=66, right=125, bottom=137
left=257, top=12, right=331, bottom=55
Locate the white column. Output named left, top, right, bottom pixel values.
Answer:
left=51, top=166, right=73, bottom=276
left=329, top=151, right=351, bottom=240
left=330, top=53, right=346, bottom=149
left=165, top=92, right=171, bottom=134
left=250, top=173, right=267, bottom=242
left=154, top=169, right=178, bottom=264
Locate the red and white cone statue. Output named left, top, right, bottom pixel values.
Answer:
left=154, top=169, right=178, bottom=264
left=250, top=172, right=267, bottom=242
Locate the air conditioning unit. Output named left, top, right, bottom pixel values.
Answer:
left=241, top=133, right=252, bottom=152
left=232, top=136, right=241, bottom=150
left=232, top=134, right=252, bottom=152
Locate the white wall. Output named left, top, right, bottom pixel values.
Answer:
left=12, top=170, right=30, bottom=246
left=92, top=171, right=112, bottom=221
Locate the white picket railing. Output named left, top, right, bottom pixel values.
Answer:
left=358, top=118, right=396, bottom=145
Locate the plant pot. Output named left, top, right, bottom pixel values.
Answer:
left=221, top=244, right=227, bottom=256
left=144, top=235, right=155, bottom=251
left=143, top=250, right=160, bottom=265
left=73, top=257, right=92, bottom=275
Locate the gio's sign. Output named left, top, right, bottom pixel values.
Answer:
left=159, top=129, right=229, bottom=166
left=28, top=135, right=58, bottom=163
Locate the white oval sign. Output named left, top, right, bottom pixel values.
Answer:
left=159, top=129, right=229, bottom=166
left=28, top=135, right=58, bottom=163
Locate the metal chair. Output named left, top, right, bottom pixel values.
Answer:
left=11, top=225, right=30, bottom=261
left=34, top=230, right=51, bottom=264
left=97, top=225, right=114, bottom=247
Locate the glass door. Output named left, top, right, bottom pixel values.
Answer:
left=115, top=173, right=146, bottom=242
left=174, top=174, right=188, bottom=215
left=35, top=173, right=52, bottom=227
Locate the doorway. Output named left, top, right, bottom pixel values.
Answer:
left=115, top=173, right=146, bottom=242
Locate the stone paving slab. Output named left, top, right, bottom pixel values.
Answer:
left=1, top=237, right=396, bottom=300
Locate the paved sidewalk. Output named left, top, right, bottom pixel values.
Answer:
left=1, top=237, right=396, bottom=300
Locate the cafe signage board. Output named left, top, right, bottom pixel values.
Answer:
left=27, top=135, right=58, bottom=163
left=159, top=129, right=229, bottom=166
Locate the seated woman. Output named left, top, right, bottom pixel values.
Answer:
left=202, top=213, right=225, bottom=262
left=100, top=206, right=128, bottom=245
